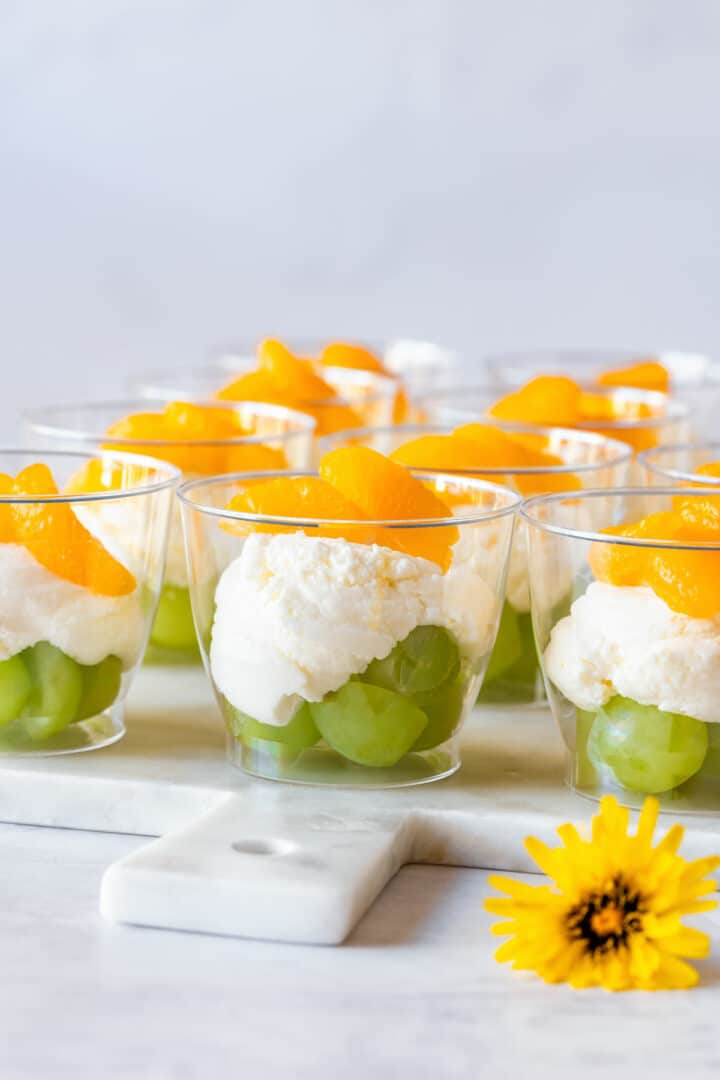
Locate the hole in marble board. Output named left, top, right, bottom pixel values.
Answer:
left=232, top=838, right=296, bottom=857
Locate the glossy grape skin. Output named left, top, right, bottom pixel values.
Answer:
left=150, top=584, right=199, bottom=652
left=0, top=654, right=33, bottom=727
left=310, top=682, right=428, bottom=767
left=21, top=642, right=84, bottom=740
left=227, top=701, right=320, bottom=754
left=76, top=655, right=123, bottom=721
left=588, top=695, right=709, bottom=795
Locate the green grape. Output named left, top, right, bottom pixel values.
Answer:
left=362, top=625, right=460, bottom=695
left=589, top=695, right=709, bottom=795
left=310, top=682, right=428, bottom=767
left=411, top=671, right=468, bottom=751
left=21, top=642, right=84, bottom=741
left=150, top=585, right=198, bottom=652
left=227, top=701, right=320, bottom=753
left=478, top=606, right=540, bottom=703
left=482, top=602, right=523, bottom=686
left=0, top=653, right=33, bottom=727
left=75, top=656, right=123, bottom=721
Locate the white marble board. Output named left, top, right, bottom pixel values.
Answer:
left=1, top=667, right=718, bottom=945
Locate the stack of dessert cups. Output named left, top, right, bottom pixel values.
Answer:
left=24, top=398, right=316, bottom=665
left=319, top=422, right=632, bottom=706
left=11, top=333, right=719, bottom=817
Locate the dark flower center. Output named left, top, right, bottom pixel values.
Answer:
left=565, top=876, right=645, bottom=955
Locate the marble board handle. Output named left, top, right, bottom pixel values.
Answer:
left=100, top=795, right=412, bottom=944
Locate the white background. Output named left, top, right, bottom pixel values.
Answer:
left=2, top=1, right=720, bottom=436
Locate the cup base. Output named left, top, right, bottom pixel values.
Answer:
left=0, top=700, right=125, bottom=757
left=227, top=733, right=460, bottom=789
left=567, top=752, right=720, bottom=816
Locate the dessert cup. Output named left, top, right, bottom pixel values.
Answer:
left=131, top=364, right=396, bottom=436
left=523, top=487, right=720, bottom=812
left=178, top=468, right=520, bottom=787
left=0, top=448, right=177, bottom=755
left=320, top=424, right=632, bottom=706
left=207, top=336, right=463, bottom=416
left=416, top=384, right=689, bottom=459
left=24, top=400, right=315, bottom=665
left=485, top=348, right=719, bottom=438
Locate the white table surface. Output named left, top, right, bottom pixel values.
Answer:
left=3, top=819, right=720, bottom=1079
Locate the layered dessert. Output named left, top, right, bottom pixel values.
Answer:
left=0, top=463, right=146, bottom=749
left=203, top=446, right=515, bottom=784
left=216, top=339, right=391, bottom=435
left=489, top=374, right=671, bottom=452
left=102, top=400, right=289, bottom=661
left=544, top=494, right=720, bottom=798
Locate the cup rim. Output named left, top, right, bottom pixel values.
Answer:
left=0, top=447, right=181, bottom=503
left=637, top=441, right=720, bottom=486
left=132, top=364, right=397, bottom=408
left=177, top=468, right=523, bottom=528
left=317, top=422, right=634, bottom=475
left=521, top=485, right=720, bottom=550
left=23, top=398, right=317, bottom=448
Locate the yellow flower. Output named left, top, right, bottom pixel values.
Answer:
left=485, top=795, right=720, bottom=991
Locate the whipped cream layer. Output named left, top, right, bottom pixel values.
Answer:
left=544, top=581, right=720, bottom=724
left=0, top=543, right=146, bottom=667
left=210, top=532, right=496, bottom=726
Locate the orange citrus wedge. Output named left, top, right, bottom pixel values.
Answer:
left=597, top=359, right=670, bottom=393
left=8, top=464, right=136, bottom=596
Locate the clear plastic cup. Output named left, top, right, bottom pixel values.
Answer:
left=130, top=364, right=397, bottom=436
left=414, top=384, right=689, bottom=460
left=320, top=423, right=632, bottom=706
left=484, top=348, right=718, bottom=438
left=523, top=487, right=720, bottom=812
left=0, top=448, right=177, bottom=755
left=24, top=400, right=315, bottom=665
left=178, top=469, right=521, bottom=787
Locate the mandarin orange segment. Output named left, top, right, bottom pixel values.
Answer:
left=64, top=458, right=125, bottom=495
left=10, top=464, right=135, bottom=597
left=259, top=338, right=337, bottom=400
left=588, top=513, right=678, bottom=586
left=392, top=387, right=410, bottom=423
left=597, top=360, right=670, bottom=393
left=672, top=494, right=720, bottom=540
left=319, top=342, right=386, bottom=373
left=648, top=548, right=720, bottom=619
left=696, top=462, right=720, bottom=480
left=311, top=402, right=364, bottom=437
left=224, top=444, right=288, bottom=473
left=390, top=427, right=580, bottom=495
left=104, top=400, right=274, bottom=474
left=319, top=446, right=458, bottom=570
left=513, top=471, right=581, bottom=496
left=215, top=369, right=285, bottom=403
left=0, top=472, right=14, bottom=541
left=489, top=376, right=582, bottom=426
left=390, top=434, right=515, bottom=471
left=225, top=476, right=377, bottom=544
